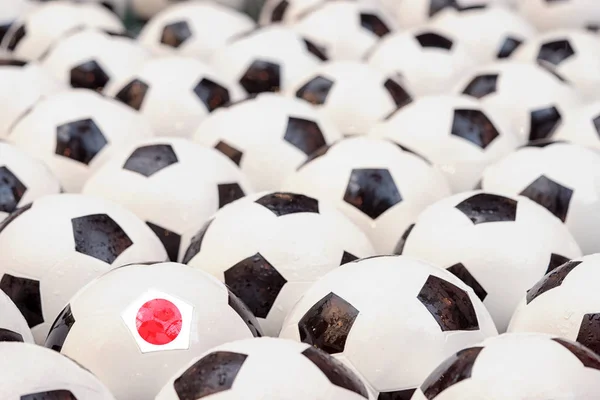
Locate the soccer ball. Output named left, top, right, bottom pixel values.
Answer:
left=481, top=141, right=600, bottom=255
left=259, top=0, right=325, bottom=26
left=0, top=142, right=61, bottom=222
left=279, top=255, right=498, bottom=398
left=137, top=1, right=255, bottom=61
left=7, top=89, right=154, bottom=192
left=399, top=190, right=582, bottom=332
left=282, top=136, right=451, bottom=253
left=367, top=27, right=476, bottom=96
left=553, top=101, right=600, bottom=150
left=209, top=26, right=327, bottom=96
left=510, top=29, right=600, bottom=101
left=517, top=0, right=600, bottom=32
left=412, top=333, right=600, bottom=399
left=370, top=95, right=519, bottom=193
left=45, top=262, right=262, bottom=399
left=0, top=290, right=33, bottom=343
left=286, top=61, right=413, bottom=136
left=182, top=191, right=376, bottom=336
left=0, top=193, right=168, bottom=342
left=455, top=61, right=581, bottom=143
left=156, top=337, right=370, bottom=400
left=292, top=0, right=397, bottom=61
left=1, top=1, right=124, bottom=61
left=192, top=92, right=342, bottom=191
left=82, top=137, right=253, bottom=263
left=41, top=28, right=151, bottom=93
left=1, top=342, right=116, bottom=399
left=105, top=56, right=244, bottom=139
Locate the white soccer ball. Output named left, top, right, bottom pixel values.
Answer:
left=553, top=101, right=600, bottom=150
left=282, top=136, right=451, bottom=253
left=0, top=193, right=168, bottom=343
left=0, top=290, right=33, bottom=343
left=370, top=95, right=519, bottom=193
left=259, top=0, right=326, bottom=26
left=279, top=255, right=498, bottom=398
left=183, top=191, right=376, bottom=336
left=156, top=337, right=370, bottom=400
left=192, top=92, right=341, bottom=191
left=286, top=61, right=413, bottom=136
left=7, top=89, right=154, bottom=192
left=83, top=137, right=253, bottom=263
left=399, top=190, right=582, bottom=332
left=517, top=0, right=600, bottom=32
left=45, top=262, right=262, bottom=400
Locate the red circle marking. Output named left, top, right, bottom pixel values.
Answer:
left=136, top=298, right=182, bottom=345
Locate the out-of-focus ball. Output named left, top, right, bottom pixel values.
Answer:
left=292, top=0, right=397, bottom=61
left=279, top=255, right=498, bottom=398
left=137, top=1, right=255, bottom=61
left=367, top=27, right=475, bottom=96
left=481, top=141, right=600, bottom=255
left=156, top=337, right=370, bottom=400
left=429, top=5, right=536, bottom=64
left=518, top=0, right=600, bottom=32
left=209, top=26, right=327, bottom=96
left=183, top=191, right=375, bottom=336
left=553, top=101, right=600, bottom=150
left=399, top=190, right=582, bottom=332
left=1, top=342, right=116, bottom=399
left=192, top=93, right=341, bottom=191
left=259, top=0, right=325, bottom=26
left=0, top=290, right=33, bottom=343
left=106, top=56, right=243, bottom=139
left=510, top=29, right=600, bottom=101
left=7, top=89, right=154, bottom=192
left=0, top=0, right=32, bottom=44
left=412, top=333, right=600, bottom=399
left=286, top=61, right=413, bottom=136
left=370, top=95, right=519, bottom=193
left=132, top=0, right=247, bottom=21
left=0, top=193, right=168, bottom=342
left=45, top=262, right=262, bottom=400
left=41, top=29, right=150, bottom=93
left=282, top=137, right=451, bottom=253
left=455, top=61, right=581, bottom=143
left=83, top=137, right=253, bottom=263
left=0, top=142, right=61, bottom=222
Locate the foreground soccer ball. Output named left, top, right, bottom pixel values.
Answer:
left=553, top=101, right=600, bottom=150
left=279, top=255, right=498, bottom=398
left=156, top=337, right=370, bottom=400
left=517, top=0, right=600, bottom=32
left=45, top=262, right=262, bottom=399
left=0, top=290, right=33, bottom=343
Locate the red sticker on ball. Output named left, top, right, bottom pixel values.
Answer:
left=136, top=298, right=182, bottom=345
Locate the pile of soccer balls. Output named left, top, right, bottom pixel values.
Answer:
left=2, top=0, right=600, bottom=398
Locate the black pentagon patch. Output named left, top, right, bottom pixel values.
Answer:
left=519, top=175, right=573, bottom=222
left=462, top=74, right=498, bottom=99
left=173, top=351, right=248, bottom=399
left=227, top=291, right=263, bottom=337
left=0, top=274, right=43, bottom=328
left=0, top=58, right=27, bottom=67
left=538, top=39, right=575, bottom=66
left=239, top=60, right=281, bottom=94
left=546, top=253, right=570, bottom=274
left=218, top=183, right=245, bottom=208
left=193, top=78, right=230, bottom=112
left=224, top=252, right=287, bottom=318
left=146, top=222, right=180, bottom=262
left=526, top=260, right=582, bottom=304
left=160, top=21, right=191, bottom=48
left=417, top=275, right=479, bottom=331
left=271, top=0, right=289, bottom=22
left=420, top=347, right=483, bottom=399
left=587, top=24, right=600, bottom=32
left=71, top=214, right=133, bottom=264
left=393, top=223, right=415, bottom=255
left=455, top=193, right=518, bottom=225
left=6, top=24, right=26, bottom=52
left=303, top=38, right=328, bottom=61
left=552, top=338, right=600, bottom=370
left=181, top=219, right=213, bottom=264
left=298, top=292, right=359, bottom=355
left=576, top=314, right=600, bottom=356
left=295, top=75, right=334, bottom=105
left=0, top=328, right=23, bottom=342
left=340, top=251, right=358, bottom=265
left=447, top=263, right=487, bottom=302
left=0, top=166, right=26, bottom=213
left=21, top=390, right=77, bottom=400
left=415, top=32, right=453, bottom=50
left=44, top=304, right=76, bottom=352
left=429, top=0, right=459, bottom=17
left=283, top=117, right=326, bottom=156
left=123, top=144, right=179, bottom=177
left=378, top=389, right=416, bottom=400
left=497, top=36, right=522, bottom=59
left=451, top=109, right=499, bottom=149
left=255, top=192, right=319, bottom=216
left=360, top=13, right=391, bottom=38
left=343, top=169, right=402, bottom=220
left=0, top=203, right=31, bottom=234
left=0, top=24, right=11, bottom=44
left=55, top=118, right=108, bottom=165
left=384, top=79, right=412, bottom=109
left=70, top=60, right=110, bottom=91
left=214, top=141, right=243, bottom=166
left=529, top=106, right=562, bottom=141
left=114, top=79, right=149, bottom=111
left=302, top=346, right=369, bottom=398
